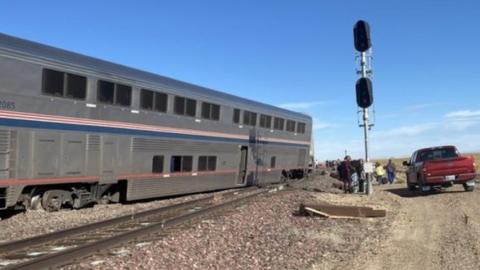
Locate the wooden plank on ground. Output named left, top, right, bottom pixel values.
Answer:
left=299, top=203, right=386, bottom=218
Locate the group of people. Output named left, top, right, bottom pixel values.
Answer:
left=374, top=160, right=397, bottom=184
left=336, top=156, right=364, bottom=193
left=335, top=156, right=397, bottom=193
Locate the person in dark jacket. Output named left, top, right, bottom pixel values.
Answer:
left=386, top=159, right=397, bottom=184
left=339, top=155, right=355, bottom=193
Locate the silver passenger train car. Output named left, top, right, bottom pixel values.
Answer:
left=0, top=33, right=312, bottom=211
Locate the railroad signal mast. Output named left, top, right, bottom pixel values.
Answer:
left=354, top=20, right=374, bottom=195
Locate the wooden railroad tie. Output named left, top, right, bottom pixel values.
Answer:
left=299, top=203, right=386, bottom=219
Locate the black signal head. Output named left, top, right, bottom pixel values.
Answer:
left=355, top=77, right=373, bottom=108
left=354, top=20, right=372, bottom=52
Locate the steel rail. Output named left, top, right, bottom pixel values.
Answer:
left=3, top=189, right=267, bottom=270
left=0, top=187, right=255, bottom=254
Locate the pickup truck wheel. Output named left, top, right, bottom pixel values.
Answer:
left=407, top=183, right=416, bottom=191
left=463, top=184, right=475, bottom=192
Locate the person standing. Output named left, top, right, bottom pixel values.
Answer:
left=386, top=159, right=397, bottom=184
left=339, top=155, right=355, bottom=193
left=374, top=162, right=386, bottom=184
left=355, top=159, right=366, bottom=191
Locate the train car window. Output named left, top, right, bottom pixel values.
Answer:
left=207, top=156, right=217, bottom=171
left=243, top=111, right=250, bottom=125
left=198, top=156, right=208, bottom=171
left=174, top=96, right=185, bottom=115
left=274, top=117, right=285, bottom=130
left=140, top=89, right=154, bottom=110
left=155, top=92, right=168, bottom=112
left=201, top=102, right=221, bottom=120
left=182, top=156, right=193, bottom=172
left=115, top=84, right=132, bottom=106
left=260, top=114, right=272, bottom=129
left=174, top=96, right=195, bottom=117
left=66, top=73, right=86, bottom=99
left=97, top=80, right=115, bottom=104
left=212, top=104, right=220, bottom=120
left=198, top=156, right=217, bottom=171
left=171, top=156, right=182, bottom=172
left=286, top=120, right=296, bottom=132
left=201, top=103, right=211, bottom=119
left=152, top=155, right=164, bottom=173
left=186, top=98, right=196, bottom=117
left=297, top=122, right=306, bottom=134
left=171, top=155, right=193, bottom=172
left=42, top=69, right=64, bottom=96
left=233, top=109, right=240, bottom=124
left=270, top=156, right=276, bottom=168
left=243, top=111, right=257, bottom=126
left=42, top=69, right=87, bottom=100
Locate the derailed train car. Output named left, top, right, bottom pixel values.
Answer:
left=0, top=33, right=312, bottom=211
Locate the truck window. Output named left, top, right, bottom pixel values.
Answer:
left=415, top=147, right=458, bottom=162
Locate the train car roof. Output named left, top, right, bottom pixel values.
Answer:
left=0, top=33, right=310, bottom=121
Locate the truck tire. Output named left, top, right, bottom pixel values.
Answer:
left=463, top=184, right=475, bottom=192
left=407, top=183, right=416, bottom=191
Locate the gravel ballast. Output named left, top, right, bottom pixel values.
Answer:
left=0, top=175, right=397, bottom=269
left=74, top=175, right=395, bottom=269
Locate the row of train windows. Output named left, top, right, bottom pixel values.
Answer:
left=233, top=108, right=306, bottom=133
left=41, top=69, right=219, bottom=120
left=41, top=69, right=306, bottom=133
left=152, top=155, right=217, bottom=173
left=152, top=155, right=276, bottom=173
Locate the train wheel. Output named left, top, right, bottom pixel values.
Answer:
left=41, top=190, right=72, bottom=212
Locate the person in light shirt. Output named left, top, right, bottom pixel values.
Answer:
left=374, top=162, right=387, bottom=184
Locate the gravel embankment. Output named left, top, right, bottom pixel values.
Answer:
left=68, top=174, right=395, bottom=270
left=0, top=191, right=222, bottom=242
left=0, top=174, right=397, bottom=270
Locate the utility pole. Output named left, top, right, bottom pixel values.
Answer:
left=354, top=20, right=374, bottom=195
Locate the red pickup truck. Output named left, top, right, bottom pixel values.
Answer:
left=403, top=146, right=476, bottom=192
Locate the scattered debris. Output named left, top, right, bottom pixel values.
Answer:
left=111, top=249, right=129, bottom=256
left=135, top=242, right=151, bottom=247
left=90, top=260, right=105, bottom=266
left=299, top=203, right=386, bottom=219
left=463, top=213, right=469, bottom=225
left=0, top=260, right=22, bottom=266
left=27, top=251, right=46, bottom=257
left=51, top=246, right=69, bottom=251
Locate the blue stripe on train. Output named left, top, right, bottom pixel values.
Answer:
left=0, top=118, right=308, bottom=148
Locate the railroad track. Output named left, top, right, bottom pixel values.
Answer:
left=0, top=185, right=279, bottom=270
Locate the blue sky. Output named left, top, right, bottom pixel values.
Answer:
left=1, top=1, right=480, bottom=160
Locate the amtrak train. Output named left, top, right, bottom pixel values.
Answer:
left=0, top=33, right=312, bottom=212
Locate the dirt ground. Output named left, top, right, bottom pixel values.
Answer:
left=329, top=183, right=480, bottom=270
left=2, top=175, right=480, bottom=270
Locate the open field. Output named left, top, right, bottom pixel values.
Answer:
left=344, top=183, right=480, bottom=270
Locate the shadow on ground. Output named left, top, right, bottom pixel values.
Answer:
left=385, top=187, right=466, bottom=198
left=0, top=210, right=24, bottom=220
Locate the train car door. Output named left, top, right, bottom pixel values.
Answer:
left=236, top=146, right=248, bottom=185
